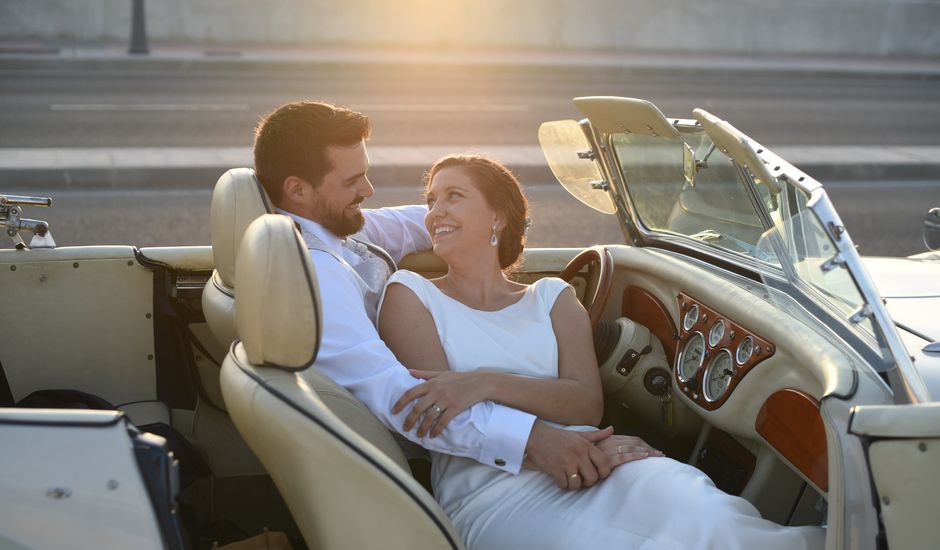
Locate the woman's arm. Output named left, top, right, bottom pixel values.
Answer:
left=392, top=286, right=605, bottom=437
left=378, top=281, right=451, bottom=372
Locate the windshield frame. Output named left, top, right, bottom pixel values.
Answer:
left=573, top=98, right=929, bottom=404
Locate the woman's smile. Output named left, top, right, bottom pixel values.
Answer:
left=432, top=224, right=458, bottom=240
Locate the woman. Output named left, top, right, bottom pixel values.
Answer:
left=377, top=154, right=823, bottom=549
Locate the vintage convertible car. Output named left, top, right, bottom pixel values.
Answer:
left=1, top=97, right=938, bottom=550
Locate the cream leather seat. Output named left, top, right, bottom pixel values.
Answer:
left=202, top=168, right=273, bottom=353
left=220, top=215, right=462, bottom=550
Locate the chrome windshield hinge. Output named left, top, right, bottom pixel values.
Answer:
left=590, top=180, right=609, bottom=191
left=827, top=222, right=845, bottom=242
left=820, top=253, right=846, bottom=273
left=577, top=149, right=596, bottom=160
left=849, top=305, right=873, bottom=325
left=0, top=194, right=56, bottom=250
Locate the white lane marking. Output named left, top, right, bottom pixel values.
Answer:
left=49, top=104, right=250, bottom=112
left=352, top=103, right=528, bottom=112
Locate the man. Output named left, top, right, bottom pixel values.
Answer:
left=253, top=101, right=619, bottom=489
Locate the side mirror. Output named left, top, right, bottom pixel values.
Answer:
left=925, top=207, right=940, bottom=251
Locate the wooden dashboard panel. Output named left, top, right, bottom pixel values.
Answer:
left=756, top=389, right=828, bottom=492
left=621, top=286, right=679, bottom=366
left=674, top=293, right=775, bottom=410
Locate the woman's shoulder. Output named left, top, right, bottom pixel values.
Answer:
left=387, top=269, right=426, bottom=287
left=381, top=270, right=435, bottom=316
left=530, top=277, right=573, bottom=309
left=385, top=269, right=441, bottom=302
left=531, top=276, right=572, bottom=293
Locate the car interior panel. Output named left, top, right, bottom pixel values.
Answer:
left=0, top=246, right=159, bottom=411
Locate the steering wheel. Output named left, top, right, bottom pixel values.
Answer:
left=558, top=246, right=613, bottom=330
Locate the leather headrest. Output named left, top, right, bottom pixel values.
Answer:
left=235, top=215, right=321, bottom=369
left=210, top=168, right=273, bottom=287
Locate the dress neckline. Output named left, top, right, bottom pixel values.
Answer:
left=426, top=276, right=537, bottom=313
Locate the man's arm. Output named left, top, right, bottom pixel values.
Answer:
left=310, top=252, right=534, bottom=473
left=360, top=205, right=431, bottom=263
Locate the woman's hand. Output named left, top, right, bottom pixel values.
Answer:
left=393, top=370, right=492, bottom=437
left=595, top=435, right=665, bottom=467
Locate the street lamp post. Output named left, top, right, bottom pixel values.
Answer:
left=128, top=0, right=149, bottom=55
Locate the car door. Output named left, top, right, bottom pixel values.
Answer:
left=849, top=403, right=940, bottom=550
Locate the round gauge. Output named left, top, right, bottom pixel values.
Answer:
left=678, top=332, right=705, bottom=382
left=736, top=336, right=753, bottom=365
left=704, top=350, right=734, bottom=403
left=683, top=304, right=700, bottom=332
left=708, top=319, right=725, bottom=348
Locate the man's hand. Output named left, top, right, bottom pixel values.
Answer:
left=523, top=422, right=614, bottom=490
left=393, top=370, right=489, bottom=438
left=595, top=434, right=664, bottom=467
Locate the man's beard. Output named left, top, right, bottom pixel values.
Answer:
left=314, top=201, right=365, bottom=237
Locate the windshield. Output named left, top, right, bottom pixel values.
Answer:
left=611, top=132, right=772, bottom=262
left=609, top=125, right=890, bottom=364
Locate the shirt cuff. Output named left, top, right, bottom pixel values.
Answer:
left=478, top=405, right=537, bottom=474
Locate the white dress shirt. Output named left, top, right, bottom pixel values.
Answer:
left=276, top=205, right=536, bottom=474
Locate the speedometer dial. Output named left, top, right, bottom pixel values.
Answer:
left=678, top=332, right=705, bottom=382
left=703, top=350, right=734, bottom=403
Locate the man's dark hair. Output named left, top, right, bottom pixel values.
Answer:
left=253, top=101, right=372, bottom=204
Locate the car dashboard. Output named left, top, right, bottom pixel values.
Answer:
left=594, top=244, right=870, bottom=524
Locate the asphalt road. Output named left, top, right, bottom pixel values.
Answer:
left=2, top=180, right=935, bottom=257
left=1, top=63, right=939, bottom=148
left=1, top=62, right=937, bottom=256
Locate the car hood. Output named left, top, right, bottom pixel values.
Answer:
left=863, top=255, right=940, bottom=341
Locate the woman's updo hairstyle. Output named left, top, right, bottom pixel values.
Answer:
left=426, top=154, right=529, bottom=271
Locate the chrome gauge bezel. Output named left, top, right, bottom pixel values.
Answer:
left=703, top=349, right=734, bottom=403
left=708, top=319, right=725, bottom=348
left=678, top=332, right=705, bottom=383
left=682, top=304, right=699, bottom=332
left=736, top=335, right=754, bottom=365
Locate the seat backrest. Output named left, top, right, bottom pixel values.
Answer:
left=202, top=168, right=273, bottom=351
left=219, top=215, right=463, bottom=550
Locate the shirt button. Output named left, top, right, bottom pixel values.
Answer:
left=494, top=458, right=506, bottom=467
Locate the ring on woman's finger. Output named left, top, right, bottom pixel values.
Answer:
left=617, top=444, right=623, bottom=455
left=568, top=472, right=580, bottom=479
left=432, top=404, right=443, bottom=414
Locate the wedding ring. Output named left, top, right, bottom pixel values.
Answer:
left=617, top=444, right=623, bottom=455
left=432, top=405, right=443, bottom=414
left=569, top=473, right=580, bottom=479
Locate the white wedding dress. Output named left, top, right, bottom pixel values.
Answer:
left=385, top=270, right=825, bottom=550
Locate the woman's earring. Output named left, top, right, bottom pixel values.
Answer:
left=490, top=223, right=499, bottom=247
